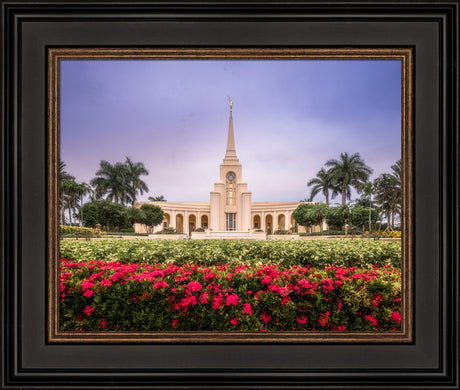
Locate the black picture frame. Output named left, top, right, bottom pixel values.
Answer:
left=1, top=1, right=458, bottom=389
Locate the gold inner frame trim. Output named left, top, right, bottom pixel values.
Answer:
left=48, top=47, right=413, bottom=344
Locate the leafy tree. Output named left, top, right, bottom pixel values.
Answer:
left=125, top=157, right=149, bottom=207
left=325, top=152, right=373, bottom=205
left=349, top=205, right=379, bottom=230
left=390, top=159, right=402, bottom=224
left=148, top=195, right=167, bottom=202
left=138, top=204, right=164, bottom=234
left=307, top=203, right=329, bottom=232
left=90, top=160, right=130, bottom=205
left=127, top=206, right=143, bottom=227
left=59, top=160, right=75, bottom=181
left=307, top=168, right=338, bottom=205
left=292, top=203, right=317, bottom=232
left=373, top=173, right=399, bottom=227
left=81, top=199, right=130, bottom=231
left=325, top=205, right=349, bottom=230
left=60, top=179, right=79, bottom=225
left=59, top=160, right=75, bottom=224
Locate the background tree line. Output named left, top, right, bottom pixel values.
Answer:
left=299, top=152, right=402, bottom=230
left=60, top=158, right=166, bottom=232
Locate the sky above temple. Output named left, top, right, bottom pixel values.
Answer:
left=61, top=59, right=401, bottom=203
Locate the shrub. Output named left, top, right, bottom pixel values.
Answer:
left=155, top=227, right=177, bottom=234
left=60, top=239, right=402, bottom=268
left=299, top=230, right=345, bottom=237
left=194, top=227, right=205, bottom=232
left=274, top=230, right=291, bottom=235
left=382, top=230, right=402, bottom=238
left=60, top=259, right=402, bottom=332
left=60, top=225, right=106, bottom=237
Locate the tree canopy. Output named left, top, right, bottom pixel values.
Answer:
left=325, top=152, right=373, bottom=205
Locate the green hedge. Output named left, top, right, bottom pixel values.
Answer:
left=60, top=225, right=106, bottom=237
left=60, top=239, right=401, bottom=268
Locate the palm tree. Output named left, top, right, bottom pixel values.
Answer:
left=373, top=173, right=399, bottom=227
left=61, top=179, right=81, bottom=225
left=325, top=152, right=373, bottom=205
left=125, top=157, right=149, bottom=207
left=148, top=195, right=166, bottom=202
left=59, top=160, right=75, bottom=224
left=307, top=168, right=337, bottom=205
left=90, top=160, right=130, bottom=204
left=390, top=159, right=402, bottom=225
left=74, top=182, right=92, bottom=226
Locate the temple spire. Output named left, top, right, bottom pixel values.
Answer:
left=224, top=98, right=239, bottom=162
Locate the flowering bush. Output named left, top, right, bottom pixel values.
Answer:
left=60, top=225, right=106, bottom=237
left=382, top=230, right=402, bottom=238
left=60, top=259, right=402, bottom=332
left=60, top=239, right=401, bottom=268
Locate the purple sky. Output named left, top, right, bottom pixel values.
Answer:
left=60, top=60, right=401, bottom=203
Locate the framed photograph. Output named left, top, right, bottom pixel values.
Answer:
left=2, top=1, right=458, bottom=389
left=49, top=47, right=412, bottom=343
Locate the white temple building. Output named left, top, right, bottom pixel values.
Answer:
left=135, top=101, right=316, bottom=237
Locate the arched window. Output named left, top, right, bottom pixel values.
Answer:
left=226, top=172, right=237, bottom=206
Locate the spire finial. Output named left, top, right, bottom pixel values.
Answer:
left=228, top=96, right=233, bottom=112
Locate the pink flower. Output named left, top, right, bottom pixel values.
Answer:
left=99, top=318, right=107, bottom=328
left=199, top=292, right=209, bottom=304
left=261, top=276, right=272, bottom=284
left=395, top=297, right=401, bottom=302
left=82, top=305, right=95, bottom=316
left=212, top=294, right=223, bottom=310
left=82, top=290, right=94, bottom=298
left=153, top=280, right=168, bottom=290
left=99, top=279, right=112, bottom=287
left=365, top=315, right=379, bottom=327
left=337, top=325, right=346, bottom=332
left=172, top=319, right=179, bottom=328
left=242, top=303, right=253, bottom=315
left=318, top=312, right=330, bottom=327
left=81, top=280, right=94, bottom=290
left=262, top=311, right=271, bottom=324
left=230, top=318, right=238, bottom=326
left=226, top=293, right=240, bottom=306
left=187, top=281, right=203, bottom=292
left=296, top=316, right=308, bottom=325
left=390, top=311, right=401, bottom=323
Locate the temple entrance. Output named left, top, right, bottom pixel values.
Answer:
left=265, top=215, right=273, bottom=234
left=226, top=213, right=236, bottom=231
left=253, top=215, right=261, bottom=229
left=162, top=213, right=170, bottom=229
left=201, top=215, right=208, bottom=229
left=278, top=214, right=286, bottom=231
left=188, top=214, right=196, bottom=236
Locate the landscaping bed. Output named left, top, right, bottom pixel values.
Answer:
left=60, top=259, right=402, bottom=332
